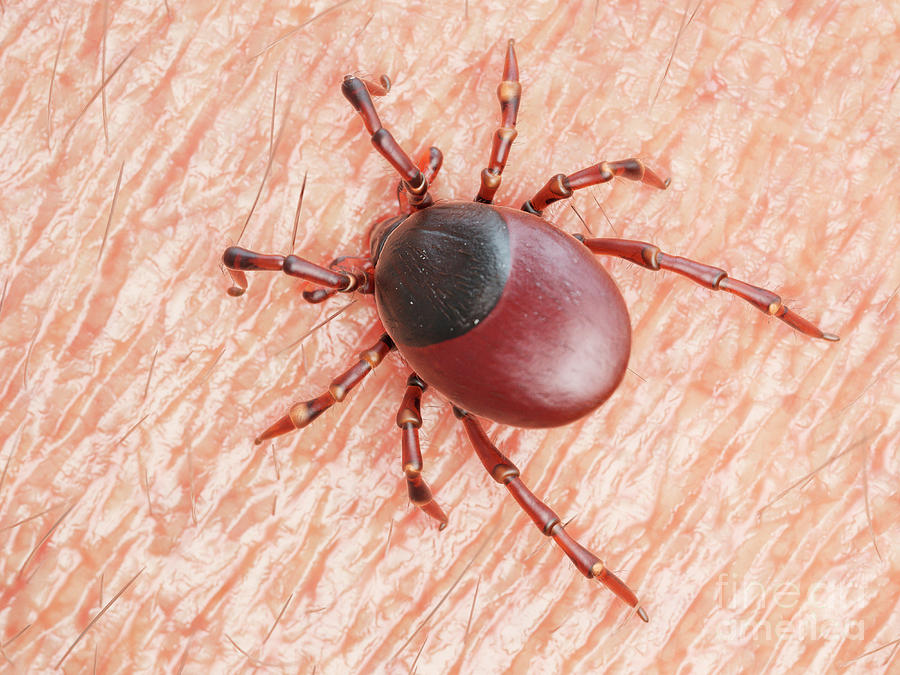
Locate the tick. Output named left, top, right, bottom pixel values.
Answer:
left=222, top=40, right=838, bottom=621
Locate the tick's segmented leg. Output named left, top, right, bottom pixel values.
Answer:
left=397, top=374, right=448, bottom=528
left=522, top=159, right=669, bottom=215
left=419, top=145, right=444, bottom=185
left=255, top=334, right=395, bottom=444
left=453, top=407, right=648, bottom=621
left=475, top=39, right=521, bottom=204
left=223, top=246, right=370, bottom=298
left=341, top=75, right=434, bottom=210
left=397, top=146, right=443, bottom=211
left=580, top=236, right=839, bottom=340
left=301, top=255, right=375, bottom=304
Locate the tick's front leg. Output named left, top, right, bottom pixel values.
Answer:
left=222, top=247, right=371, bottom=299
left=341, top=75, right=434, bottom=210
left=475, top=39, right=521, bottom=205
left=522, top=159, right=669, bottom=216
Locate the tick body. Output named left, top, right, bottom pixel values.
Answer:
left=222, top=40, right=837, bottom=622
left=374, top=201, right=630, bottom=428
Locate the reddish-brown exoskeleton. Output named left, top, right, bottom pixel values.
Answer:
left=223, top=40, right=838, bottom=621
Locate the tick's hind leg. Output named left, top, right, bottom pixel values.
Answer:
left=341, top=76, right=434, bottom=210
left=223, top=247, right=371, bottom=298
left=581, top=237, right=839, bottom=340
left=475, top=39, right=521, bottom=204
left=453, top=407, right=648, bottom=621
left=254, top=334, right=394, bottom=444
left=523, top=159, right=669, bottom=216
left=397, top=374, right=448, bottom=528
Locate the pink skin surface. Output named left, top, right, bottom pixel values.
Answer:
left=1, top=1, right=897, bottom=672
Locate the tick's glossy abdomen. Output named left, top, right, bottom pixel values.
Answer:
left=375, top=202, right=631, bottom=428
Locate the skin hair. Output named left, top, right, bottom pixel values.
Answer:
left=1, top=0, right=896, bottom=671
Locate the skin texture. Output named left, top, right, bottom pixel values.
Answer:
left=0, top=1, right=897, bottom=672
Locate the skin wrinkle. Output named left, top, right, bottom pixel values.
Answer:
left=0, top=1, right=897, bottom=673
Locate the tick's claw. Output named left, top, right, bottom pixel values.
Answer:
left=420, top=500, right=448, bottom=529
left=642, top=166, right=669, bottom=190
left=637, top=606, right=649, bottom=622
left=255, top=414, right=296, bottom=444
left=823, top=332, right=840, bottom=342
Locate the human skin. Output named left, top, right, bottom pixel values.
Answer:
left=1, top=0, right=897, bottom=672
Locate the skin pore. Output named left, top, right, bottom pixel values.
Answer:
left=1, top=0, right=897, bottom=671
